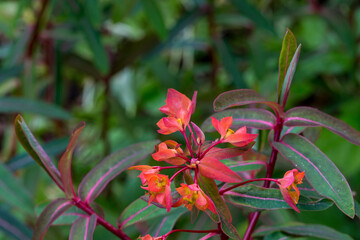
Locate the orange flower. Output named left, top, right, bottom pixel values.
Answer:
left=277, top=169, right=305, bottom=212
left=152, top=140, right=186, bottom=165
left=138, top=234, right=162, bottom=240
left=173, top=184, right=216, bottom=214
left=128, top=165, right=160, bottom=185
left=211, top=117, right=258, bottom=147
left=157, top=89, right=196, bottom=135
left=142, top=174, right=172, bottom=212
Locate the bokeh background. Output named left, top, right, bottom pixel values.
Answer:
left=0, top=0, right=360, bottom=239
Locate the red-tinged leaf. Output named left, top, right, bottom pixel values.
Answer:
left=59, top=122, right=85, bottom=198
left=191, top=122, right=205, bottom=144
left=202, top=108, right=276, bottom=132
left=198, top=175, right=230, bottom=223
left=69, top=214, right=97, bottom=240
left=278, top=44, right=301, bottom=107
left=32, top=198, right=72, bottom=240
left=205, top=143, right=254, bottom=161
left=284, top=106, right=360, bottom=146
left=213, top=89, right=282, bottom=115
left=279, top=187, right=299, bottom=213
left=278, top=29, right=297, bottom=101
left=78, top=140, right=159, bottom=203
left=198, top=157, right=242, bottom=183
left=219, top=214, right=241, bottom=240
left=14, top=115, right=63, bottom=190
left=273, top=134, right=354, bottom=218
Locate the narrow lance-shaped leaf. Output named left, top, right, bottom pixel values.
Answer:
left=14, top=115, right=63, bottom=190
left=0, top=162, right=33, bottom=215
left=278, top=29, right=297, bottom=101
left=59, top=122, right=85, bottom=198
left=69, top=214, right=97, bottom=240
left=254, top=223, right=352, bottom=240
left=202, top=108, right=276, bottom=131
left=284, top=106, right=360, bottom=146
left=273, top=134, right=354, bottom=218
left=148, top=208, right=186, bottom=237
left=213, top=89, right=282, bottom=115
left=224, top=185, right=333, bottom=211
left=1, top=98, right=72, bottom=120
left=0, top=207, right=32, bottom=240
left=78, top=140, right=159, bottom=203
left=198, top=157, right=242, bottom=183
left=32, top=198, right=72, bottom=240
left=278, top=44, right=301, bottom=107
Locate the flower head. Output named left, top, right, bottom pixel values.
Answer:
left=173, top=183, right=216, bottom=214
left=138, top=234, right=162, bottom=240
left=277, top=169, right=305, bottom=212
left=157, top=89, right=196, bottom=135
left=211, top=117, right=258, bottom=147
left=152, top=140, right=186, bottom=165
left=128, top=165, right=160, bottom=185
left=142, top=174, right=172, bottom=212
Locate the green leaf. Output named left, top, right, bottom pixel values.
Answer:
left=278, top=29, right=297, bottom=101
left=148, top=207, right=186, bottom=237
left=14, top=115, right=63, bottom=190
left=59, top=122, right=85, bottom=198
left=84, top=0, right=102, bottom=27
left=284, top=107, right=360, bottom=146
left=213, top=89, right=281, bottom=115
left=0, top=162, right=33, bottom=215
left=202, top=108, right=276, bottom=131
left=225, top=185, right=333, bottom=211
left=0, top=207, right=32, bottom=240
left=32, top=198, right=72, bottom=240
left=215, top=39, right=245, bottom=88
left=78, top=140, right=159, bottom=203
left=254, top=223, right=353, bottom=240
left=278, top=44, right=301, bottom=107
left=0, top=64, right=23, bottom=84
left=118, top=197, right=185, bottom=228
left=273, top=134, right=354, bottom=218
left=219, top=214, right=241, bottom=240
left=141, top=0, right=167, bottom=40
left=355, top=200, right=360, bottom=219
left=0, top=98, right=72, bottom=120
left=69, top=214, right=97, bottom=240
left=229, top=0, right=275, bottom=34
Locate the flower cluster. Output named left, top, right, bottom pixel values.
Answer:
left=130, top=89, right=305, bottom=239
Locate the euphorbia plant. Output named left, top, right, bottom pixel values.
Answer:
left=15, top=29, right=358, bottom=240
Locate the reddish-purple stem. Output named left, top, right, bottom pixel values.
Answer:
left=242, top=117, right=283, bottom=240
left=72, top=197, right=131, bottom=240
left=181, top=129, right=195, bottom=158
left=199, top=140, right=223, bottom=159
left=159, top=165, right=186, bottom=170
left=219, top=178, right=280, bottom=195
left=175, top=154, right=191, bottom=162
left=169, top=167, right=189, bottom=182
left=188, top=124, right=198, bottom=149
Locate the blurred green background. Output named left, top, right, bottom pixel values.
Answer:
left=0, top=0, right=360, bottom=239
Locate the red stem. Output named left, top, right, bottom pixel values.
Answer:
left=159, top=165, right=186, bottom=170
left=242, top=118, right=283, bottom=240
left=219, top=178, right=279, bottom=195
left=72, top=197, right=131, bottom=240
left=181, top=129, right=195, bottom=158
left=199, top=140, right=223, bottom=159
left=169, top=167, right=189, bottom=182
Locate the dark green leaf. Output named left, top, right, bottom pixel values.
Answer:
left=284, top=107, right=360, bottom=146
left=273, top=134, right=354, bottom=217
left=0, top=64, right=23, bottom=84
left=69, top=214, right=97, bottom=240
left=254, top=223, right=352, bottom=240
left=78, top=140, right=159, bottom=203
left=32, top=198, right=72, bottom=240
left=14, top=115, right=63, bottom=190
left=278, top=29, right=297, bottom=101
left=225, top=185, right=333, bottom=211
left=148, top=207, right=186, bottom=237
